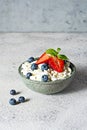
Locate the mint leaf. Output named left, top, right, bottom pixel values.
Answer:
left=58, top=54, right=69, bottom=60
left=57, top=48, right=61, bottom=53
left=46, top=48, right=69, bottom=60
left=46, top=48, right=58, bottom=56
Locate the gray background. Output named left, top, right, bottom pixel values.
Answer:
left=0, top=0, right=87, bottom=32
left=0, top=33, right=87, bottom=130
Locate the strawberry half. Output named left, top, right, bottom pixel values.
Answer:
left=48, top=57, right=64, bottom=72
left=36, top=52, right=50, bottom=64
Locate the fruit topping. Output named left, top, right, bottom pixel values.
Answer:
left=48, top=57, right=64, bottom=72
left=31, top=63, right=38, bottom=71
left=36, top=52, right=50, bottom=64
left=36, top=48, right=68, bottom=72
left=26, top=72, right=32, bottom=79
left=28, top=57, right=35, bottom=63
left=42, top=75, right=48, bottom=82
left=41, top=63, right=49, bottom=71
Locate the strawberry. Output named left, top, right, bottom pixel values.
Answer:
left=36, top=48, right=68, bottom=72
left=36, top=52, right=50, bottom=64
left=48, top=57, right=64, bottom=72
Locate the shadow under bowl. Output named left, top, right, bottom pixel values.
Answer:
left=18, top=61, right=76, bottom=95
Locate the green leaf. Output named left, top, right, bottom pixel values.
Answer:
left=57, top=48, right=61, bottom=53
left=58, top=54, right=69, bottom=60
left=46, top=48, right=69, bottom=60
left=46, top=48, right=58, bottom=56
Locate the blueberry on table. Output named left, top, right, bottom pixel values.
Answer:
left=28, top=57, right=35, bottom=63
left=26, top=72, right=32, bottom=79
left=9, top=98, right=16, bottom=105
left=10, top=89, right=16, bottom=95
left=41, top=63, right=49, bottom=71
left=31, top=63, right=38, bottom=71
left=42, top=75, right=48, bottom=82
left=18, top=96, right=25, bottom=103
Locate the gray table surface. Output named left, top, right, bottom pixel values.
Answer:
left=0, top=33, right=87, bottom=130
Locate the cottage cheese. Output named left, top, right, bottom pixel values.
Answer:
left=21, top=61, right=72, bottom=81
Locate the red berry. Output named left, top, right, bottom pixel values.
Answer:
left=36, top=52, right=50, bottom=64
left=36, top=50, right=65, bottom=72
left=48, top=57, right=64, bottom=72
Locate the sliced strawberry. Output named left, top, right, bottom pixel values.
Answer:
left=48, top=57, right=64, bottom=72
left=36, top=48, right=67, bottom=72
left=36, top=52, right=50, bottom=64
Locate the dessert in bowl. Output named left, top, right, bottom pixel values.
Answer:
left=18, top=48, right=76, bottom=94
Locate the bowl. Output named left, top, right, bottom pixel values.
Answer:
left=18, top=61, right=76, bottom=94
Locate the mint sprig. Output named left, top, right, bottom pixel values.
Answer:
left=46, top=48, right=58, bottom=56
left=58, top=54, right=69, bottom=60
left=46, top=48, right=69, bottom=60
left=57, top=48, right=61, bottom=53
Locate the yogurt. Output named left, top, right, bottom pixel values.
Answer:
left=21, top=60, right=72, bottom=81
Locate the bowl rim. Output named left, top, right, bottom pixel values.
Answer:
left=18, top=60, right=76, bottom=85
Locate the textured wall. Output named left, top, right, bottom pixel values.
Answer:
left=0, top=0, right=87, bottom=32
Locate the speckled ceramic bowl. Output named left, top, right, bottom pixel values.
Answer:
left=18, top=61, right=76, bottom=94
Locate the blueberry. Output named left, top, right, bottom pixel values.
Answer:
left=41, top=63, right=49, bottom=71
left=9, top=98, right=16, bottom=105
left=26, top=72, right=32, bottom=79
left=18, top=96, right=25, bottom=103
left=42, top=75, right=48, bottom=82
left=10, top=89, right=16, bottom=95
left=31, top=63, right=38, bottom=71
left=28, top=57, right=34, bottom=63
